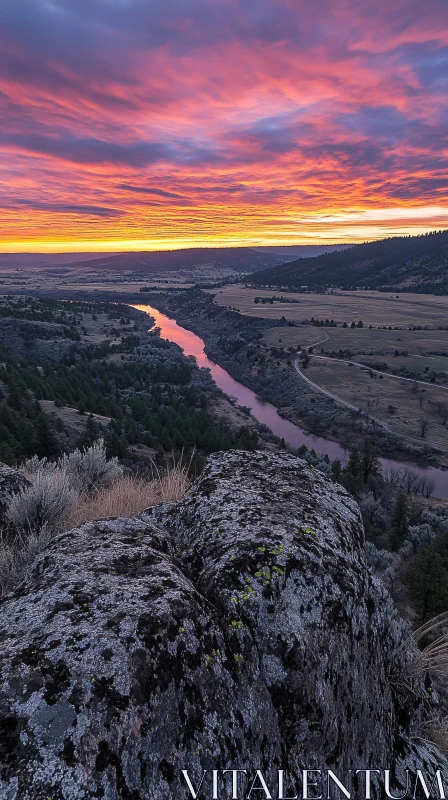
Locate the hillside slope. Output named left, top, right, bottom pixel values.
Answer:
left=251, top=230, right=448, bottom=293
left=0, top=253, right=118, bottom=269
left=254, top=243, right=351, bottom=257
left=55, top=247, right=284, bottom=274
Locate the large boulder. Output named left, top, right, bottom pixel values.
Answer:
left=0, top=451, right=445, bottom=799
left=0, top=464, right=30, bottom=532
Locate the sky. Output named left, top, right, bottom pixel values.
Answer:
left=0, top=0, right=447, bottom=252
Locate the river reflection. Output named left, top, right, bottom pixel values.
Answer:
left=133, top=304, right=448, bottom=500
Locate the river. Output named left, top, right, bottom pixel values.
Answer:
left=133, top=304, right=448, bottom=500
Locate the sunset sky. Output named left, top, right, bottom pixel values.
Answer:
left=0, top=0, right=447, bottom=252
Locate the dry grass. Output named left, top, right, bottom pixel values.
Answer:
left=0, top=528, right=51, bottom=597
left=420, top=716, right=448, bottom=757
left=390, top=613, right=448, bottom=692
left=407, top=612, right=448, bottom=679
left=413, top=611, right=448, bottom=644
left=210, top=285, right=448, bottom=327
left=302, top=358, right=448, bottom=447
left=0, top=457, right=191, bottom=597
left=388, top=612, right=448, bottom=756
left=65, top=465, right=190, bottom=529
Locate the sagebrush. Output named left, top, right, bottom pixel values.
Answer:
left=6, top=469, right=78, bottom=536
left=59, top=438, right=122, bottom=493
left=1, top=441, right=191, bottom=596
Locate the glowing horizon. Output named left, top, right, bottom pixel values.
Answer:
left=0, top=0, right=447, bottom=253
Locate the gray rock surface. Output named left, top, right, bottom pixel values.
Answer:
left=0, top=451, right=445, bottom=798
left=0, top=465, right=30, bottom=532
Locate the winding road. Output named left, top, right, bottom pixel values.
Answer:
left=292, top=334, right=448, bottom=453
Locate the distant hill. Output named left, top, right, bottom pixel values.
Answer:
left=254, top=244, right=352, bottom=257
left=0, top=253, right=115, bottom=269
left=52, top=248, right=284, bottom=274
left=251, top=230, right=448, bottom=294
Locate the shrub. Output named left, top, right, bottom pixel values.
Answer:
left=1, top=444, right=191, bottom=596
left=24, top=455, right=56, bottom=475
left=65, top=464, right=189, bottom=529
left=365, top=541, right=393, bottom=574
left=0, top=528, right=51, bottom=596
left=405, top=523, right=437, bottom=555
left=59, top=438, right=122, bottom=493
left=6, top=470, right=78, bottom=536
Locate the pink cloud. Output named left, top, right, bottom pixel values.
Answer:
left=0, top=0, right=446, bottom=248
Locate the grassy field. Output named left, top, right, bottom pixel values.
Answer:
left=260, top=325, right=448, bottom=448
left=39, top=400, right=111, bottom=447
left=262, top=325, right=448, bottom=358
left=260, top=318, right=448, bottom=449
left=46, top=281, right=192, bottom=292
left=304, top=358, right=448, bottom=445
left=211, top=285, right=448, bottom=327
left=0, top=260, right=240, bottom=295
left=209, top=284, right=448, bottom=452
left=0, top=278, right=193, bottom=293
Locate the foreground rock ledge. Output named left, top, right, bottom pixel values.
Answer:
left=0, top=451, right=445, bottom=799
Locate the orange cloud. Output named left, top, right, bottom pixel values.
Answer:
left=0, top=0, right=446, bottom=251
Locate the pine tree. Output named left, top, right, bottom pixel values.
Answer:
left=78, top=415, right=101, bottom=448
left=360, top=438, right=381, bottom=484
left=0, top=441, right=15, bottom=465
left=390, top=493, right=408, bottom=551
left=331, top=459, right=342, bottom=483
left=341, top=449, right=363, bottom=497
left=33, top=413, right=60, bottom=458
left=406, top=548, right=448, bottom=623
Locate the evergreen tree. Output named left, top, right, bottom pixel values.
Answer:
left=360, top=438, right=381, bottom=484
left=0, top=441, right=15, bottom=465
left=331, top=459, right=342, bottom=483
left=34, top=413, right=60, bottom=458
left=406, top=548, right=448, bottom=623
left=341, top=449, right=363, bottom=498
left=78, top=415, right=101, bottom=448
left=390, top=493, right=408, bottom=551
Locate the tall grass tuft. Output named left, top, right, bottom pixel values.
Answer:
left=391, top=611, right=448, bottom=757
left=0, top=528, right=51, bottom=596
left=0, top=444, right=191, bottom=596
left=65, top=462, right=190, bottom=529
left=420, top=716, right=448, bottom=757
left=408, top=611, right=448, bottom=679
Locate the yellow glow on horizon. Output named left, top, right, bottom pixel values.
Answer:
left=1, top=207, right=447, bottom=254
left=1, top=2, right=446, bottom=259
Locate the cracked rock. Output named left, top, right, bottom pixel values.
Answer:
left=0, top=451, right=445, bottom=798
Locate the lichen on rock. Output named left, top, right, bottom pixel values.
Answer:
left=0, top=451, right=445, bottom=798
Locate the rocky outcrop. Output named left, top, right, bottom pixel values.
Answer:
left=0, top=451, right=445, bottom=799
left=0, top=464, right=30, bottom=532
